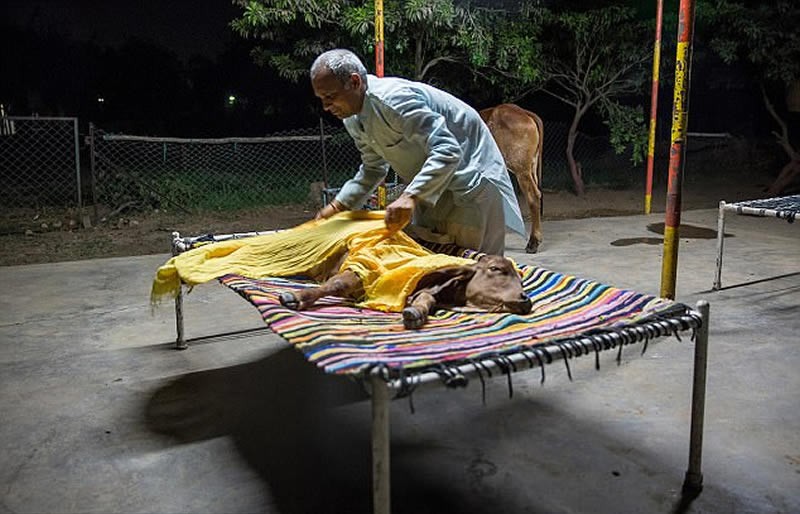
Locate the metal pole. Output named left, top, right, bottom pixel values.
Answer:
left=660, top=0, right=697, bottom=299
left=370, top=375, right=391, bottom=514
left=644, top=0, right=664, bottom=214
left=89, top=123, right=98, bottom=220
left=375, top=0, right=387, bottom=208
left=683, top=299, right=709, bottom=493
left=74, top=118, right=82, bottom=208
left=712, top=201, right=727, bottom=290
left=319, top=118, right=329, bottom=189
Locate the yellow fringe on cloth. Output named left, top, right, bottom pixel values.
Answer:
left=151, top=210, right=474, bottom=312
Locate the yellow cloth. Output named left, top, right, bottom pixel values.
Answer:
left=151, top=210, right=474, bottom=312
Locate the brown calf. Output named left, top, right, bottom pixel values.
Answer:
left=279, top=254, right=532, bottom=329
left=480, top=103, right=544, bottom=253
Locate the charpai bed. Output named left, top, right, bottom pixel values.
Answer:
left=713, top=194, right=799, bottom=290
left=167, top=230, right=710, bottom=514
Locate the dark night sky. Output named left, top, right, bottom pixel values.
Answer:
left=2, top=0, right=242, bottom=62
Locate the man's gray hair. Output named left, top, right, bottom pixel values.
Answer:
left=310, top=49, right=368, bottom=84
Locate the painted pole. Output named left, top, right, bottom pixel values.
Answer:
left=644, top=0, right=664, bottom=214
left=375, top=0, right=387, bottom=208
left=375, top=0, right=385, bottom=77
left=660, top=0, right=696, bottom=299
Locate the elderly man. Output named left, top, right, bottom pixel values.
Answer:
left=310, top=48, right=525, bottom=255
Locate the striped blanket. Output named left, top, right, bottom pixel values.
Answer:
left=220, top=259, right=689, bottom=377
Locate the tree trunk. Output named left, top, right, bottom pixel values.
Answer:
left=767, top=157, right=800, bottom=195
left=761, top=83, right=800, bottom=194
left=414, top=38, right=423, bottom=81
left=566, top=105, right=586, bottom=196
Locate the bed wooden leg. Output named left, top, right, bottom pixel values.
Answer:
left=684, top=300, right=709, bottom=493
left=371, top=376, right=391, bottom=514
left=713, top=201, right=726, bottom=290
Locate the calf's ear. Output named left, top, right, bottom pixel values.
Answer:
left=414, top=265, right=477, bottom=299
left=416, top=265, right=476, bottom=290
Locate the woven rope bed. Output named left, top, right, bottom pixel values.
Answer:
left=168, top=230, right=710, bottom=514
left=713, top=194, right=799, bottom=290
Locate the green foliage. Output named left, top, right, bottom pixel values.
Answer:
left=99, top=167, right=318, bottom=213
left=232, top=0, right=359, bottom=81
left=535, top=5, right=651, bottom=166
left=699, top=0, right=800, bottom=85
left=231, top=0, right=546, bottom=89
left=601, top=102, right=647, bottom=165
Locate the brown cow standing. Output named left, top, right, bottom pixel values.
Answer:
left=480, top=104, right=544, bottom=253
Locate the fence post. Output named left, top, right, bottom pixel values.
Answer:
left=73, top=118, right=82, bottom=209
left=89, top=123, right=98, bottom=220
left=319, top=118, right=329, bottom=189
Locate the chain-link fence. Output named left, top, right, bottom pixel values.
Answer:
left=90, top=122, right=365, bottom=213
left=0, top=116, right=81, bottom=208
left=1, top=113, right=768, bottom=216
left=90, top=119, right=641, bottom=213
left=541, top=122, right=641, bottom=191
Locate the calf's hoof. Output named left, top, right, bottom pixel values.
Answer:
left=525, top=240, right=540, bottom=254
left=402, top=306, right=427, bottom=329
left=279, top=291, right=300, bottom=310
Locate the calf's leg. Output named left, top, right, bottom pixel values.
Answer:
left=280, top=270, right=363, bottom=310
left=402, top=291, right=437, bottom=329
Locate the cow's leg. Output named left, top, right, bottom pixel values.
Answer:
left=279, top=270, right=363, bottom=310
left=402, top=291, right=437, bottom=329
left=518, top=162, right=542, bottom=253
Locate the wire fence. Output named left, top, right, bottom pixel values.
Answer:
left=90, top=122, right=363, bottom=213
left=88, top=120, right=639, bottom=214
left=0, top=116, right=81, bottom=209
left=2, top=114, right=711, bottom=215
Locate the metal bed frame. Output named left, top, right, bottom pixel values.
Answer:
left=167, top=230, right=710, bottom=514
left=713, top=196, right=799, bottom=290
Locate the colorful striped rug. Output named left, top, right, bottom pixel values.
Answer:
left=220, top=261, right=692, bottom=378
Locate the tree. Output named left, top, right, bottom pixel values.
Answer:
left=700, top=0, right=800, bottom=194
left=515, top=6, right=652, bottom=196
left=230, top=0, right=542, bottom=91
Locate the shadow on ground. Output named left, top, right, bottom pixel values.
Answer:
left=144, top=346, right=721, bottom=514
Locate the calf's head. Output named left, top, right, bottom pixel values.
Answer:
left=413, top=255, right=532, bottom=315
left=464, top=255, right=532, bottom=314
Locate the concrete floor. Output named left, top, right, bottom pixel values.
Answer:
left=1, top=207, right=798, bottom=514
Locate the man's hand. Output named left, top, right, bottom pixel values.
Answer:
left=315, top=199, right=346, bottom=220
left=385, top=193, right=416, bottom=232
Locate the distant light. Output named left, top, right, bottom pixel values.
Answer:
left=227, top=94, right=236, bottom=106
left=97, top=97, right=105, bottom=103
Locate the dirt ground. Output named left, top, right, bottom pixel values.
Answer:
left=0, top=171, right=778, bottom=267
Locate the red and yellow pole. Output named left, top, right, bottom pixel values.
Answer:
left=375, top=0, right=385, bottom=78
left=644, top=0, right=664, bottom=214
left=375, top=0, right=387, bottom=208
left=660, top=0, right=696, bottom=299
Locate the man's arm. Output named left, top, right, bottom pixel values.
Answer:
left=386, top=92, right=462, bottom=207
left=335, top=129, right=390, bottom=210
left=380, top=91, right=463, bottom=232
left=314, top=198, right=346, bottom=220
left=316, top=126, right=389, bottom=220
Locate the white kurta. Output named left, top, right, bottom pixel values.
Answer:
left=334, top=75, right=525, bottom=253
